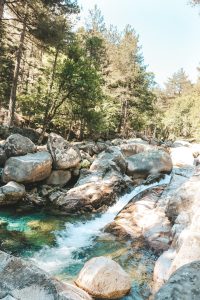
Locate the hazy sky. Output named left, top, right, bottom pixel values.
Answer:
left=77, top=0, right=200, bottom=86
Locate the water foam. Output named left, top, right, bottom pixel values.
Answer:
left=32, top=175, right=171, bottom=274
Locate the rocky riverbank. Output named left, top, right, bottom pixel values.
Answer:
left=0, top=132, right=200, bottom=299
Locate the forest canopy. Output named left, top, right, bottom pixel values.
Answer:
left=0, top=0, right=200, bottom=142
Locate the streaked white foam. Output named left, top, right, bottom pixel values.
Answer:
left=32, top=175, right=171, bottom=273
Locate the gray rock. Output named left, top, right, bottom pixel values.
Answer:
left=4, top=134, right=36, bottom=157
left=126, top=150, right=172, bottom=179
left=120, top=142, right=153, bottom=157
left=47, top=133, right=81, bottom=170
left=46, top=170, right=71, bottom=186
left=154, top=261, right=200, bottom=300
left=0, top=145, right=7, bottom=167
left=0, top=251, right=92, bottom=300
left=3, top=152, right=52, bottom=183
left=0, top=181, right=25, bottom=205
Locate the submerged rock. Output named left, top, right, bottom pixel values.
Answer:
left=3, top=152, right=52, bottom=183
left=75, top=256, right=131, bottom=299
left=47, top=133, right=81, bottom=170
left=154, top=261, right=200, bottom=300
left=0, top=181, right=25, bottom=205
left=0, top=251, right=92, bottom=300
left=4, top=134, right=36, bottom=158
left=126, top=150, right=172, bottom=179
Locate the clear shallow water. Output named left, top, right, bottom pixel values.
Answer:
left=0, top=175, right=171, bottom=299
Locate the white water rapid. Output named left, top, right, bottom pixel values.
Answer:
left=32, top=175, right=171, bottom=274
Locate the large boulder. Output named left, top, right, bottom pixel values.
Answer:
left=170, top=146, right=194, bottom=167
left=50, top=148, right=130, bottom=214
left=119, top=142, right=153, bottom=157
left=47, top=133, right=81, bottom=170
left=4, top=134, right=36, bottom=158
left=105, top=186, right=171, bottom=251
left=75, top=256, right=131, bottom=299
left=46, top=170, right=71, bottom=187
left=0, top=181, right=25, bottom=205
left=126, top=150, right=172, bottom=179
left=3, top=152, right=52, bottom=184
left=154, top=261, right=200, bottom=300
left=0, top=251, right=92, bottom=300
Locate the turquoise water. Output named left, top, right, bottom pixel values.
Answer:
left=0, top=176, right=171, bottom=299
left=0, top=208, right=157, bottom=299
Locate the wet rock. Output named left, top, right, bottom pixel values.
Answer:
left=4, top=134, right=36, bottom=158
left=0, top=181, right=25, bottom=205
left=53, top=172, right=128, bottom=214
left=153, top=249, right=176, bottom=293
left=46, top=170, right=71, bottom=187
left=47, top=133, right=81, bottom=170
left=0, top=251, right=92, bottom=300
left=105, top=187, right=171, bottom=251
left=170, top=146, right=194, bottom=167
left=75, top=256, right=131, bottom=299
left=3, top=152, right=52, bottom=183
left=126, top=150, right=172, bottom=179
left=154, top=261, right=200, bottom=300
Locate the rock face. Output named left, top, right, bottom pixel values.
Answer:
left=170, top=146, right=194, bottom=167
left=0, top=251, right=92, bottom=300
left=46, top=170, right=71, bottom=186
left=126, top=150, right=172, bottom=179
left=47, top=133, right=81, bottom=170
left=75, top=256, right=131, bottom=299
left=154, top=261, right=200, bottom=300
left=105, top=187, right=172, bottom=251
left=152, top=168, right=200, bottom=293
left=3, top=152, right=52, bottom=184
left=0, top=181, right=25, bottom=205
left=4, top=134, right=36, bottom=158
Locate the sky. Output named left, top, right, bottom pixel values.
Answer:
left=77, top=0, right=200, bottom=86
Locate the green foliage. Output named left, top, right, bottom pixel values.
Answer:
left=163, top=89, right=200, bottom=140
left=0, top=28, right=14, bottom=107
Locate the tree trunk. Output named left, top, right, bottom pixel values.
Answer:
left=0, top=0, right=5, bottom=19
left=40, top=46, right=60, bottom=140
left=122, top=99, right=128, bottom=137
left=7, top=4, right=27, bottom=127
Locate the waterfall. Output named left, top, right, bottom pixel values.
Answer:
left=32, top=175, right=171, bottom=274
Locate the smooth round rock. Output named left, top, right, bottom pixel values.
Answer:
left=75, top=256, right=131, bottom=299
left=3, top=152, right=52, bottom=183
